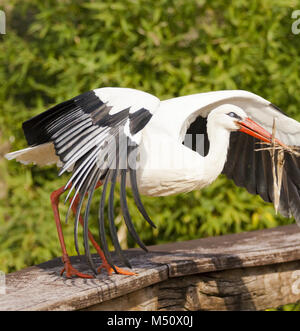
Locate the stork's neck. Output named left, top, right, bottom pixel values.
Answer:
left=203, top=124, right=231, bottom=184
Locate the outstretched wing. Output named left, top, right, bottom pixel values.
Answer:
left=223, top=101, right=300, bottom=226
left=22, top=87, right=160, bottom=272
left=173, top=90, right=300, bottom=226
left=189, top=90, right=300, bottom=225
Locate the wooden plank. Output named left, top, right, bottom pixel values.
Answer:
left=84, top=260, right=300, bottom=311
left=0, top=256, right=168, bottom=311
left=83, top=285, right=159, bottom=311
left=147, top=224, right=300, bottom=277
left=157, top=260, right=300, bottom=311
left=0, top=224, right=300, bottom=310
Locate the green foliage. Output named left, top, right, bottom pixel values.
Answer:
left=0, top=1, right=300, bottom=311
left=267, top=301, right=300, bottom=311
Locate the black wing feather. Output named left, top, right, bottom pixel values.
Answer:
left=83, top=169, right=101, bottom=274
left=22, top=89, right=157, bottom=272
left=108, top=169, right=132, bottom=268
left=120, top=169, right=148, bottom=252
left=129, top=145, right=156, bottom=228
left=223, top=131, right=300, bottom=225
left=98, top=173, right=117, bottom=274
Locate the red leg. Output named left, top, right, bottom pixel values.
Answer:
left=69, top=185, right=136, bottom=276
left=50, top=184, right=93, bottom=279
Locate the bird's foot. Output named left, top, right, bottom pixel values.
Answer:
left=97, top=262, right=137, bottom=276
left=91, top=237, right=137, bottom=276
left=60, top=256, right=94, bottom=279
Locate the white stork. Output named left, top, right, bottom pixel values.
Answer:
left=5, top=88, right=300, bottom=278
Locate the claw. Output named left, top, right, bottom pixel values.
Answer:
left=97, top=263, right=137, bottom=276
left=60, top=260, right=94, bottom=279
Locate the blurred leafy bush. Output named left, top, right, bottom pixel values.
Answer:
left=0, top=0, right=300, bottom=290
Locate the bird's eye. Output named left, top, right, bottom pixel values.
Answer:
left=227, top=112, right=237, bottom=118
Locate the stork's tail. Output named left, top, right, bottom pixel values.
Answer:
left=5, top=142, right=62, bottom=167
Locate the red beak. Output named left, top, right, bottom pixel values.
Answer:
left=238, top=118, right=286, bottom=147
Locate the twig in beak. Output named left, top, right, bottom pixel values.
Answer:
left=269, top=119, right=284, bottom=214
left=254, top=119, right=300, bottom=213
left=254, top=119, right=285, bottom=213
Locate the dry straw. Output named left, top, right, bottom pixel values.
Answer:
left=255, top=119, right=300, bottom=213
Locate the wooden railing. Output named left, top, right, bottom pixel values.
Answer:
left=1, top=224, right=300, bottom=311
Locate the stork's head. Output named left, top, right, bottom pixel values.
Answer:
left=207, top=104, right=285, bottom=146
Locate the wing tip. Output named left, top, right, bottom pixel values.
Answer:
left=269, top=103, right=286, bottom=116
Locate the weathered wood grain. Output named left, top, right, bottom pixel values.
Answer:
left=1, top=224, right=300, bottom=311
left=157, top=260, right=300, bottom=311
left=147, top=224, right=300, bottom=277
left=83, top=285, right=159, bottom=311
left=83, top=260, right=300, bottom=311
left=1, top=256, right=168, bottom=311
